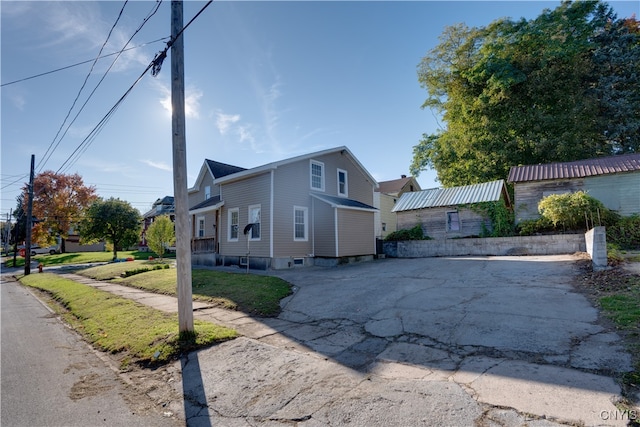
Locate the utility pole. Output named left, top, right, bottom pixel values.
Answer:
left=171, top=0, right=194, bottom=333
left=24, top=154, right=35, bottom=275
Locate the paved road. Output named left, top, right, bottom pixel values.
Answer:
left=0, top=277, right=178, bottom=427
left=6, top=256, right=639, bottom=426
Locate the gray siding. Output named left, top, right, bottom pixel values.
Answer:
left=513, top=179, right=583, bottom=223
left=188, top=170, right=217, bottom=209
left=513, top=171, right=640, bottom=223
left=219, top=172, right=271, bottom=257
left=192, top=211, right=217, bottom=239
left=397, top=206, right=490, bottom=240
left=312, top=197, right=336, bottom=257
left=338, top=209, right=375, bottom=256
left=583, top=172, right=640, bottom=216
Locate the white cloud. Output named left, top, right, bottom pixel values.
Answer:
left=11, top=94, right=26, bottom=111
left=141, top=159, right=172, bottom=172
left=216, top=112, right=241, bottom=135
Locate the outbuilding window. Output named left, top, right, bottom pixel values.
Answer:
left=447, top=211, right=460, bottom=231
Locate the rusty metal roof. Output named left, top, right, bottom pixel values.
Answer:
left=392, top=180, right=507, bottom=212
left=508, top=153, right=640, bottom=183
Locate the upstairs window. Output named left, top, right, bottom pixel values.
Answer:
left=337, top=169, right=348, bottom=197
left=205, top=186, right=211, bottom=200
left=310, top=160, right=324, bottom=191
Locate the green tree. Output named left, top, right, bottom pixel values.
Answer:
left=79, top=198, right=141, bottom=260
left=537, top=191, right=617, bottom=231
left=145, top=215, right=175, bottom=260
left=412, top=1, right=639, bottom=186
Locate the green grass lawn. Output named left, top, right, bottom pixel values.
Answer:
left=19, top=273, right=237, bottom=367
left=78, top=260, right=172, bottom=280
left=4, top=250, right=173, bottom=268
left=78, top=264, right=292, bottom=317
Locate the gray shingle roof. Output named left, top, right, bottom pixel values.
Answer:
left=205, top=159, right=246, bottom=178
left=508, top=153, right=640, bottom=183
left=311, top=193, right=377, bottom=211
left=190, top=195, right=222, bottom=211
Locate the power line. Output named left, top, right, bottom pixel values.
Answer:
left=0, top=38, right=168, bottom=88
left=37, top=0, right=131, bottom=173
left=55, top=0, right=214, bottom=175
left=38, top=0, right=165, bottom=174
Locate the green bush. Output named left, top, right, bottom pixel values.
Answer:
left=538, top=191, right=618, bottom=231
left=385, top=224, right=431, bottom=241
left=516, top=217, right=555, bottom=236
left=607, top=215, right=640, bottom=250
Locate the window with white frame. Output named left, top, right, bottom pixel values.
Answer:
left=205, top=186, right=211, bottom=200
left=447, top=211, right=460, bottom=231
left=293, top=206, right=308, bottom=241
left=310, top=160, right=324, bottom=191
left=228, top=208, right=239, bottom=241
left=197, top=217, right=205, bottom=237
left=337, top=168, right=348, bottom=197
left=248, top=205, right=261, bottom=240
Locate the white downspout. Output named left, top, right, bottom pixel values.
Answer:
left=270, top=170, right=274, bottom=259
left=334, top=207, right=339, bottom=257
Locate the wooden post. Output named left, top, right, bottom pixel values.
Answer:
left=24, top=155, right=35, bottom=276
left=171, top=0, right=194, bottom=333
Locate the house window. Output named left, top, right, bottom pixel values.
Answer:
left=248, top=205, right=261, bottom=240
left=382, top=222, right=387, bottom=232
left=447, top=211, right=460, bottom=231
left=197, top=217, right=205, bottom=238
left=228, top=208, right=239, bottom=241
left=310, top=160, right=324, bottom=191
left=293, top=206, right=308, bottom=241
left=205, top=186, right=211, bottom=200
left=337, top=169, right=348, bottom=197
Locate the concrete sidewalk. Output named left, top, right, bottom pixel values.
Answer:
left=53, top=255, right=639, bottom=427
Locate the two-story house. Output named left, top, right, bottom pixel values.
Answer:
left=188, top=146, right=378, bottom=269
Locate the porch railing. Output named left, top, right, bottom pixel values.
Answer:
left=191, top=237, right=216, bottom=253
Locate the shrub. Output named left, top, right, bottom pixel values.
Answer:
left=385, top=224, right=431, bottom=241
left=607, top=215, right=640, bottom=250
left=516, top=217, right=555, bottom=236
left=538, top=191, right=617, bottom=231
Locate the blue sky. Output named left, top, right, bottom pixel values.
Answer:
left=2, top=1, right=638, bottom=218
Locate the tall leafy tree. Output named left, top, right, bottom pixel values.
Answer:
left=79, top=198, right=142, bottom=260
left=145, top=215, right=175, bottom=260
left=21, top=171, right=97, bottom=250
left=412, top=1, right=639, bottom=186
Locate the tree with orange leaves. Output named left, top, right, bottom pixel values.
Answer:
left=22, top=171, right=97, bottom=252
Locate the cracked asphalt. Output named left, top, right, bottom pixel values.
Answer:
left=60, top=255, right=638, bottom=426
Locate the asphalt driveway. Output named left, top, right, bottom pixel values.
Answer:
left=173, top=255, right=636, bottom=426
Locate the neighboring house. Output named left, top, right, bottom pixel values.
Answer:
left=508, top=153, right=640, bottom=224
left=188, top=146, right=378, bottom=269
left=139, top=196, right=175, bottom=251
left=374, top=175, right=421, bottom=239
left=392, top=180, right=511, bottom=240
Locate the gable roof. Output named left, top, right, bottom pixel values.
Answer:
left=215, top=146, right=377, bottom=186
left=392, top=180, right=508, bottom=212
left=311, top=193, right=377, bottom=212
left=508, top=153, right=640, bottom=183
left=377, top=176, right=420, bottom=195
left=205, top=159, right=247, bottom=178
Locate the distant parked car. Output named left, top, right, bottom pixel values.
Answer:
left=30, top=245, right=60, bottom=256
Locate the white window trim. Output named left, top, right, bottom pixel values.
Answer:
left=293, top=206, right=308, bottom=242
left=197, top=216, right=205, bottom=238
left=205, top=185, right=211, bottom=200
left=248, top=204, right=261, bottom=241
left=310, top=159, right=325, bottom=192
left=337, top=168, right=348, bottom=197
left=228, top=208, right=239, bottom=242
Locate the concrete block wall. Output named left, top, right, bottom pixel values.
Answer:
left=383, top=234, right=586, bottom=258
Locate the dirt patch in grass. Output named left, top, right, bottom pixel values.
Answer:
left=572, top=259, right=640, bottom=403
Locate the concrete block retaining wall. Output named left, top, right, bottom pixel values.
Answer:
left=383, top=234, right=586, bottom=258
